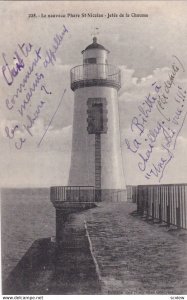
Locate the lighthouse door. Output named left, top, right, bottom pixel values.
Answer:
left=87, top=98, right=107, bottom=134
left=92, top=103, right=103, bottom=133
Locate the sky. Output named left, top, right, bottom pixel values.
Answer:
left=0, top=1, right=187, bottom=187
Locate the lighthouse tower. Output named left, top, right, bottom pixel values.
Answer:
left=69, top=37, right=126, bottom=201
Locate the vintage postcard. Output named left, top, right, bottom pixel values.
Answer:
left=0, top=0, right=187, bottom=297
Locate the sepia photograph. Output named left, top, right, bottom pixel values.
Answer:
left=0, top=0, right=187, bottom=296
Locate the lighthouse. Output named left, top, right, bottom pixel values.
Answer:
left=69, top=37, right=126, bottom=201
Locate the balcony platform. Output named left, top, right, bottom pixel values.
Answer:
left=70, top=64, right=121, bottom=91
left=50, top=186, right=97, bottom=214
left=51, top=200, right=97, bottom=213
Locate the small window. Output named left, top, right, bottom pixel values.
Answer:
left=84, top=58, right=97, bottom=64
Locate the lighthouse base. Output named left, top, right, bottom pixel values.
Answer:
left=100, top=189, right=127, bottom=202
left=50, top=186, right=127, bottom=203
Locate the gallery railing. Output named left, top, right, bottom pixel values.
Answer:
left=126, top=185, right=138, bottom=203
left=135, top=184, right=187, bottom=229
left=50, top=186, right=95, bottom=202
left=70, top=64, right=121, bottom=91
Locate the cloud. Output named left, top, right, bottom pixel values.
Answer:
left=118, top=63, right=187, bottom=185
left=0, top=123, right=73, bottom=187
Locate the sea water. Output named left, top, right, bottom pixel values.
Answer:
left=1, top=188, right=55, bottom=281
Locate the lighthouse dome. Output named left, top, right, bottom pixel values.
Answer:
left=82, top=37, right=109, bottom=53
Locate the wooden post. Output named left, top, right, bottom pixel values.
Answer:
left=176, top=199, right=181, bottom=228
left=159, top=202, right=162, bottom=223
left=167, top=205, right=170, bottom=227
left=152, top=201, right=154, bottom=220
left=167, top=186, right=170, bottom=227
